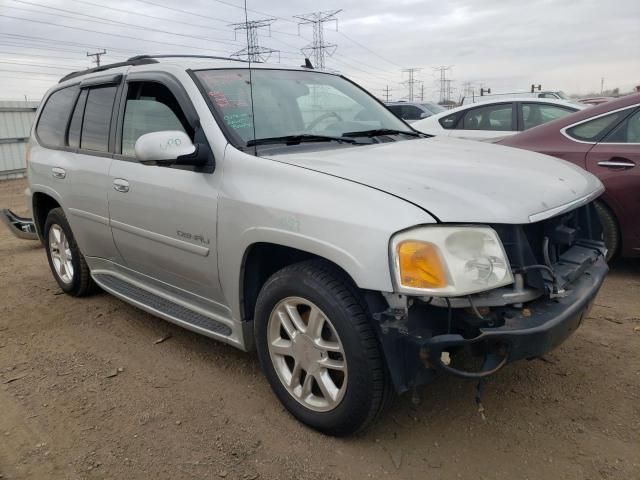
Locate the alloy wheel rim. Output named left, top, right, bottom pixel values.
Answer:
left=267, top=297, right=348, bottom=412
left=48, top=224, right=74, bottom=284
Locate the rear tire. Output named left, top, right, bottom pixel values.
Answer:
left=44, top=207, right=98, bottom=297
left=594, top=201, right=620, bottom=261
left=254, top=259, right=392, bottom=436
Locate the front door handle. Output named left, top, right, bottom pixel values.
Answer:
left=598, top=157, right=636, bottom=169
left=113, top=178, right=130, bottom=193
left=51, top=167, right=66, bottom=179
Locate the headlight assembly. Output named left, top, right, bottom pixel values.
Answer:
left=391, top=226, right=513, bottom=296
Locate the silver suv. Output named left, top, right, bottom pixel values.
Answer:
left=28, top=55, right=608, bottom=436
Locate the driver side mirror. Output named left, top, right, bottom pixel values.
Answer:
left=134, top=130, right=210, bottom=169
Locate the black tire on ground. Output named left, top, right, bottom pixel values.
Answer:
left=594, top=200, right=620, bottom=261
left=44, top=207, right=98, bottom=297
left=254, top=259, right=393, bottom=436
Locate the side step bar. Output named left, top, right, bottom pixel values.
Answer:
left=0, top=209, right=38, bottom=240
left=92, top=273, right=233, bottom=337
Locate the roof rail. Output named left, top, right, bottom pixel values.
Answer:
left=59, top=57, right=159, bottom=83
left=127, top=54, right=248, bottom=63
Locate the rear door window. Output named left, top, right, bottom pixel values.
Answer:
left=522, top=103, right=575, bottom=130
left=461, top=103, right=514, bottom=131
left=36, top=86, right=79, bottom=147
left=81, top=86, right=118, bottom=152
left=600, top=109, right=640, bottom=143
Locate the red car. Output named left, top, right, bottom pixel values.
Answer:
left=500, top=93, right=640, bottom=259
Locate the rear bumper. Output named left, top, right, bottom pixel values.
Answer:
left=419, top=256, right=608, bottom=378
left=0, top=208, right=38, bottom=240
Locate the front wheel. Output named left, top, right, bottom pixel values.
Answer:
left=254, top=260, right=392, bottom=436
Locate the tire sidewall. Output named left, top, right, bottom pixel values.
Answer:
left=255, top=267, right=379, bottom=435
left=44, top=209, right=84, bottom=294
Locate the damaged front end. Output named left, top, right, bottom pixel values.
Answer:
left=371, top=202, right=608, bottom=393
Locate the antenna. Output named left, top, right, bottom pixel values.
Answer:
left=243, top=0, right=258, bottom=155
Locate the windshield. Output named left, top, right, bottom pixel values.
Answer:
left=555, top=91, right=570, bottom=100
left=194, top=68, right=413, bottom=148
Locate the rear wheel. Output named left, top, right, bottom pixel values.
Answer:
left=254, top=260, right=392, bottom=436
left=44, top=208, right=97, bottom=296
left=594, top=200, right=620, bottom=261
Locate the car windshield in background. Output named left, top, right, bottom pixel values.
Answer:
left=422, top=102, right=446, bottom=114
left=194, top=69, right=414, bottom=148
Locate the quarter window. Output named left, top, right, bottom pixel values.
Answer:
left=566, top=110, right=627, bottom=142
left=81, top=86, right=118, bottom=152
left=36, top=86, right=79, bottom=147
left=121, top=82, right=191, bottom=157
left=522, top=103, right=575, bottom=130
left=461, top=103, right=513, bottom=131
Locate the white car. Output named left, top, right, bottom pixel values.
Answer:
left=413, top=97, right=584, bottom=141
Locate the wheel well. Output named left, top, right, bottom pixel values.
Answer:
left=32, top=193, right=60, bottom=242
left=241, top=243, right=354, bottom=322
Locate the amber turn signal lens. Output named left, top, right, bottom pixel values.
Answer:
left=397, top=241, right=448, bottom=289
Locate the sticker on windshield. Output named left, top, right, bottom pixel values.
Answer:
left=224, top=112, right=253, bottom=130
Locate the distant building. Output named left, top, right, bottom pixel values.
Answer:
left=0, top=101, right=39, bottom=180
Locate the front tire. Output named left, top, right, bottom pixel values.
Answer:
left=594, top=200, right=620, bottom=261
left=254, top=260, right=392, bottom=436
left=44, top=207, right=97, bottom=297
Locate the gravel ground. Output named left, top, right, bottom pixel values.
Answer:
left=1, top=178, right=639, bottom=480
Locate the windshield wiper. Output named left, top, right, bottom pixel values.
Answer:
left=342, top=128, right=423, bottom=138
left=246, top=134, right=363, bottom=147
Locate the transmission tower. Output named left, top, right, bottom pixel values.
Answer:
left=401, top=68, right=421, bottom=101
left=294, top=10, right=341, bottom=70
left=229, top=18, right=279, bottom=62
left=382, top=85, right=392, bottom=102
left=433, top=65, right=453, bottom=103
left=87, top=49, right=106, bottom=67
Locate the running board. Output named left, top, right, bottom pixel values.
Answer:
left=0, top=208, right=38, bottom=240
left=92, top=273, right=232, bottom=337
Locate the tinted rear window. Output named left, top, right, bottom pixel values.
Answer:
left=81, top=86, right=117, bottom=152
left=36, top=86, right=79, bottom=147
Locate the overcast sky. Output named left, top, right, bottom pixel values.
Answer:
left=0, top=0, right=638, bottom=101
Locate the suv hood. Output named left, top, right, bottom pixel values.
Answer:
left=265, top=136, right=603, bottom=224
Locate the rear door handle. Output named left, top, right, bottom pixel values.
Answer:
left=113, top=178, right=130, bottom=193
left=51, top=167, right=66, bottom=179
left=598, top=157, right=636, bottom=169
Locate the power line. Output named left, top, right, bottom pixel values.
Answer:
left=4, top=3, right=245, bottom=49
left=229, top=18, right=279, bottom=62
left=433, top=65, right=453, bottom=103
left=86, top=49, right=106, bottom=67
left=294, top=10, right=341, bottom=70
left=381, top=86, right=392, bottom=102
left=335, top=31, right=403, bottom=69
left=401, top=68, right=421, bottom=101
left=0, top=14, right=235, bottom=55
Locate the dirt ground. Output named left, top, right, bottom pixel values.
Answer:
left=0, top=178, right=638, bottom=480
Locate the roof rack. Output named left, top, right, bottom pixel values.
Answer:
left=127, top=54, right=248, bottom=63
left=59, top=57, right=158, bottom=83
left=58, top=54, right=250, bottom=84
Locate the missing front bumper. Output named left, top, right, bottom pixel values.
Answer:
left=376, top=256, right=608, bottom=392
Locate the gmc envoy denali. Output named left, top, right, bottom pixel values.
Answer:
left=27, top=55, right=608, bottom=436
